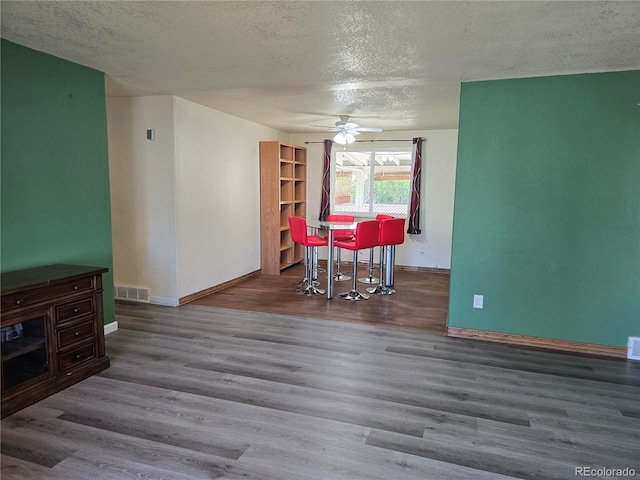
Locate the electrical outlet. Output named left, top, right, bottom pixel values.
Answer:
left=418, top=249, right=424, bottom=256
left=473, top=294, right=484, bottom=309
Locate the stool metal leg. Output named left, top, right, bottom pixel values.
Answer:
left=295, top=245, right=310, bottom=287
left=311, top=246, right=321, bottom=286
left=312, top=247, right=322, bottom=284
left=334, top=248, right=351, bottom=281
left=358, top=248, right=378, bottom=284
left=299, top=246, right=324, bottom=295
left=340, top=253, right=370, bottom=301
left=381, top=245, right=397, bottom=295
left=367, top=246, right=387, bottom=295
left=311, top=246, right=319, bottom=283
left=367, top=245, right=395, bottom=295
left=296, top=246, right=319, bottom=288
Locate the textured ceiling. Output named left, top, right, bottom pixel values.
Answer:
left=2, top=1, right=639, bottom=133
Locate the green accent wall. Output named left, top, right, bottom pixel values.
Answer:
left=448, top=71, right=640, bottom=348
left=1, top=40, right=115, bottom=325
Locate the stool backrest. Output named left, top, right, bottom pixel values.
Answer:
left=327, top=214, right=355, bottom=241
left=288, top=216, right=308, bottom=245
left=380, top=218, right=405, bottom=246
left=352, top=220, right=381, bottom=250
left=376, top=214, right=394, bottom=221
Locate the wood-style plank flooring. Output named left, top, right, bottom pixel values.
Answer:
left=192, top=262, right=450, bottom=334
left=2, top=301, right=639, bottom=479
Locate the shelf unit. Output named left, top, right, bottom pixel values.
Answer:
left=260, top=141, right=306, bottom=274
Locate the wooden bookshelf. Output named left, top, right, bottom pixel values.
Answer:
left=260, top=141, right=306, bottom=274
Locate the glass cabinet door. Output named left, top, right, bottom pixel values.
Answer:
left=1, top=314, right=49, bottom=391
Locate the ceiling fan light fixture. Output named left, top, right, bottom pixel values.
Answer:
left=333, top=131, right=356, bottom=144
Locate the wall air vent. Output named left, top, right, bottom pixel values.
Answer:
left=628, top=337, right=640, bottom=360
left=115, top=285, right=150, bottom=303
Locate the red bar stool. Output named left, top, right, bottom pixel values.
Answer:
left=358, top=214, right=394, bottom=284
left=367, top=218, right=405, bottom=295
left=288, top=216, right=328, bottom=295
left=334, top=219, right=381, bottom=301
left=327, top=214, right=355, bottom=281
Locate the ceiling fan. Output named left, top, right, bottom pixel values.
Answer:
left=328, top=115, right=383, bottom=144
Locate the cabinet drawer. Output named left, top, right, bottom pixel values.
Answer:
left=58, top=343, right=96, bottom=371
left=2, top=277, right=94, bottom=312
left=57, top=320, right=95, bottom=349
left=56, top=298, right=94, bottom=324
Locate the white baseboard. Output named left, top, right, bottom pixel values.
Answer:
left=150, top=296, right=179, bottom=307
left=104, top=321, right=118, bottom=335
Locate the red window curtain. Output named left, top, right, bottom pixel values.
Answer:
left=319, top=139, right=332, bottom=221
left=407, top=137, right=423, bottom=234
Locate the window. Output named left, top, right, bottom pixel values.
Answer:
left=332, top=147, right=412, bottom=217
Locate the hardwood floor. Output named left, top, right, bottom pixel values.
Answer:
left=2, top=301, right=639, bottom=479
left=192, top=262, right=450, bottom=335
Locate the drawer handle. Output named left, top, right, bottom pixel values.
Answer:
left=15, top=299, right=23, bottom=305
left=73, top=308, right=80, bottom=313
left=76, top=354, right=82, bottom=360
left=75, top=331, right=81, bottom=336
left=73, top=285, right=80, bottom=290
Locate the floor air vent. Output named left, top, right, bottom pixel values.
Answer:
left=115, top=285, right=150, bottom=303
left=628, top=337, right=640, bottom=360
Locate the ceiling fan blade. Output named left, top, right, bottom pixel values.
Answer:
left=353, top=127, right=383, bottom=133
left=312, top=115, right=383, bottom=137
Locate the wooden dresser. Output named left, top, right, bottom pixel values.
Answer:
left=1, top=264, right=110, bottom=418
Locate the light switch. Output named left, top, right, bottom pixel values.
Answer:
left=473, top=294, right=484, bottom=309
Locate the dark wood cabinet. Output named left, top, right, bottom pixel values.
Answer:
left=1, top=264, right=110, bottom=418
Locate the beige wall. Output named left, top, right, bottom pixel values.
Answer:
left=107, top=95, right=286, bottom=305
left=107, top=96, right=179, bottom=304
left=173, top=97, right=284, bottom=298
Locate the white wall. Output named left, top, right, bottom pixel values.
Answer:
left=108, top=95, right=287, bottom=305
left=107, top=96, right=179, bottom=304
left=173, top=97, right=285, bottom=298
left=290, top=129, right=458, bottom=269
